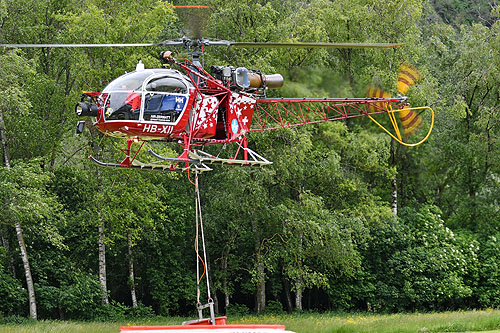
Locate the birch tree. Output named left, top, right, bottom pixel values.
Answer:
left=0, top=51, right=38, bottom=320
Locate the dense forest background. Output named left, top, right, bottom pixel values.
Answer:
left=1, top=0, right=500, bottom=321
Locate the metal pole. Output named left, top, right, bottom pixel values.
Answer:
left=195, top=171, right=216, bottom=325
left=195, top=172, right=202, bottom=319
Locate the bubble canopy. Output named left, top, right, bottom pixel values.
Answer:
left=100, top=69, right=192, bottom=123
left=104, top=70, right=156, bottom=92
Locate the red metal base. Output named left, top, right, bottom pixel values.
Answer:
left=120, top=316, right=292, bottom=332
left=120, top=325, right=288, bottom=332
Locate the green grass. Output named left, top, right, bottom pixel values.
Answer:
left=235, top=310, right=500, bottom=332
left=1, top=310, right=500, bottom=333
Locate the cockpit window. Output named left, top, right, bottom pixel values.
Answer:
left=145, top=77, right=187, bottom=94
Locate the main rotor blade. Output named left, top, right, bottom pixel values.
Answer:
left=0, top=43, right=163, bottom=48
left=0, top=41, right=402, bottom=49
left=230, top=42, right=402, bottom=49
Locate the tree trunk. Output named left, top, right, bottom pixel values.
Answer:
left=283, top=276, right=293, bottom=313
left=128, top=232, right=137, bottom=307
left=390, top=141, right=398, bottom=217
left=294, top=233, right=304, bottom=311
left=224, top=288, right=229, bottom=309
left=212, top=290, right=219, bottom=315
left=294, top=276, right=303, bottom=311
left=58, top=306, right=65, bottom=320
left=221, top=255, right=230, bottom=311
left=98, top=213, right=108, bottom=305
left=255, top=258, right=266, bottom=313
left=204, top=249, right=217, bottom=314
left=391, top=174, right=398, bottom=216
left=251, top=215, right=266, bottom=313
left=0, top=111, right=10, bottom=170
left=0, top=110, right=37, bottom=320
left=16, top=222, right=37, bottom=319
left=92, top=136, right=108, bottom=305
left=221, top=227, right=236, bottom=314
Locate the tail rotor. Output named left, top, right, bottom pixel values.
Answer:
left=366, top=62, right=434, bottom=146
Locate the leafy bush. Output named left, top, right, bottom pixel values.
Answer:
left=36, top=271, right=104, bottom=320
left=476, top=234, right=500, bottom=307
left=127, top=302, right=156, bottom=318
left=263, top=300, right=285, bottom=315
left=362, top=206, right=474, bottom=311
left=94, top=300, right=129, bottom=321
left=226, top=303, right=250, bottom=316
left=89, top=301, right=156, bottom=321
left=0, top=315, right=34, bottom=325
left=0, top=270, right=26, bottom=316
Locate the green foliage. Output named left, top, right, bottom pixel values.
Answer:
left=417, top=18, right=500, bottom=234
left=433, top=0, right=499, bottom=27
left=59, top=0, right=175, bottom=84
left=135, top=180, right=196, bottom=316
left=0, top=0, right=6, bottom=22
left=0, top=315, right=34, bottom=325
left=476, top=234, right=500, bottom=307
left=127, top=303, right=155, bottom=318
left=0, top=161, right=65, bottom=248
left=36, top=271, right=103, bottom=320
left=91, top=301, right=155, bottom=321
left=0, top=51, right=45, bottom=160
left=363, top=206, right=475, bottom=311
left=272, top=192, right=361, bottom=292
left=262, top=300, right=284, bottom=315
left=93, top=300, right=129, bottom=321
left=225, top=303, right=250, bottom=316
left=0, top=269, right=26, bottom=316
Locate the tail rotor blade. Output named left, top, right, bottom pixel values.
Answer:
left=397, top=62, right=421, bottom=95
left=399, top=107, right=424, bottom=138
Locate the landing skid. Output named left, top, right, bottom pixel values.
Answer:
left=88, top=138, right=271, bottom=172
left=149, top=148, right=273, bottom=167
left=89, top=155, right=212, bottom=172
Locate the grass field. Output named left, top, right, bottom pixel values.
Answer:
left=0, top=309, right=499, bottom=332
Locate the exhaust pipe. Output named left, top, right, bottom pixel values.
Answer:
left=249, top=73, right=284, bottom=89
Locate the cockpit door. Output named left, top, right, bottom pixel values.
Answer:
left=141, top=75, right=190, bottom=124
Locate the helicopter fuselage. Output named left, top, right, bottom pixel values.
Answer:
left=77, top=65, right=258, bottom=144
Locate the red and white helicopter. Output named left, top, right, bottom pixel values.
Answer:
left=66, top=37, right=434, bottom=172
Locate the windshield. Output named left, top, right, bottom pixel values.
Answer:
left=102, top=92, right=141, bottom=120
